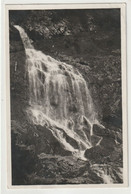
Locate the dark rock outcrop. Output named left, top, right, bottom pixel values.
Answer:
left=93, top=124, right=110, bottom=136
left=84, top=145, right=110, bottom=162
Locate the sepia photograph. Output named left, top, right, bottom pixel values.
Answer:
left=5, top=4, right=127, bottom=187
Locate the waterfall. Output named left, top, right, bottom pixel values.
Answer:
left=14, top=25, right=101, bottom=159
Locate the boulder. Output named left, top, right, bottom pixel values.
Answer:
left=93, top=124, right=122, bottom=145
left=93, top=124, right=110, bottom=137
left=85, top=135, right=117, bottom=162
left=84, top=145, right=109, bottom=162
left=100, top=136, right=116, bottom=151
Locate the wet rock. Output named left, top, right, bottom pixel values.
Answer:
left=93, top=124, right=122, bottom=145
left=84, top=133, right=117, bottom=162
left=81, top=115, right=91, bottom=127
left=76, top=115, right=92, bottom=142
left=83, top=127, right=91, bottom=142
left=65, top=135, right=79, bottom=149
left=55, top=126, right=79, bottom=149
left=93, top=124, right=110, bottom=137
left=91, top=135, right=102, bottom=147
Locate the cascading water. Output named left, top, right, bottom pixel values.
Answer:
left=14, top=25, right=102, bottom=159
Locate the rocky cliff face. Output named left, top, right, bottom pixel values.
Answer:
left=9, top=9, right=123, bottom=185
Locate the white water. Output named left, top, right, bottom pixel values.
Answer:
left=14, top=25, right=101, bottom=159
